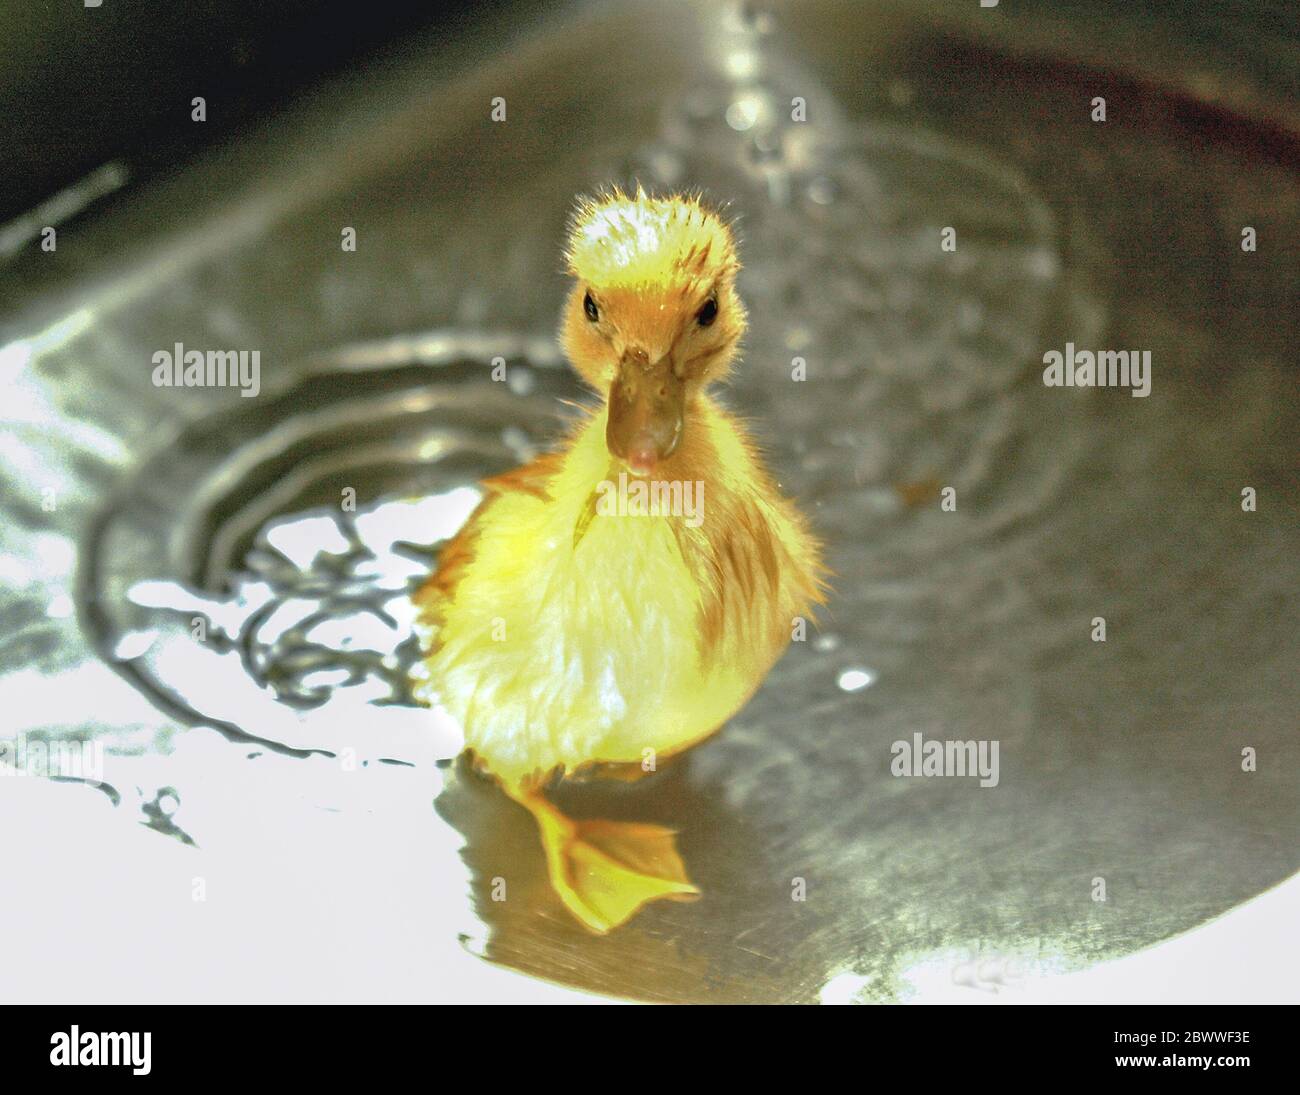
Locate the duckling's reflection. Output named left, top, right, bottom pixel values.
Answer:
left=436, top=752, right=827, bottom=1002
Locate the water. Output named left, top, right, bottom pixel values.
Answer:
left=2, top=1, right=1295, bottom=1002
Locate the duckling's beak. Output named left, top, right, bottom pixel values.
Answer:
left=606, top=347, right=685, bottom=477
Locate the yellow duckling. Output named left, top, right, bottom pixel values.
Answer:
left=415, top=188, right=825, bottom=933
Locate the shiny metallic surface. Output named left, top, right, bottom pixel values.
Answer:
left=1, top=1, right=1296, bottom=1002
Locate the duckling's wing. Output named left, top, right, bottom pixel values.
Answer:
left=413, top=451, right=565, bottom=617
left=478, top=450, right=564, bottom=501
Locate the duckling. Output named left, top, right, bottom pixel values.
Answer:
left=414, top=188, right=825, bottom=933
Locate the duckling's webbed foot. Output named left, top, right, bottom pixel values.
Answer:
left=507, top=786, right=699, bottom=934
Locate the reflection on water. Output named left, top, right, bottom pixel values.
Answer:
left=122, top=490, right=477, bottom=759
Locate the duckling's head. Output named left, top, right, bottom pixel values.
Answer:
left=561, top=188, right=746, bottom=476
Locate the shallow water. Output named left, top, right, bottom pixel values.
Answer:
left=2, top=1, right=1296, bottom=1002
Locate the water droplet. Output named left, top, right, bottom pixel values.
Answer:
left=725, top=47, right=760, bottom=82
left=726, top=97, right=761, bottom=132
left=837, top=667, right=876, bottom=692
left=507, top=367, right=535, bottom=396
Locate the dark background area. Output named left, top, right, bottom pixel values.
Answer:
left=0, top=1, right=530, bottom=225
left=2, top=0, right=1297, bottom=233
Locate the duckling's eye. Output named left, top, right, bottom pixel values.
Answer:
left=583, top=291, right=599, bottom=323
left=696, top=295, right=718, bottom=327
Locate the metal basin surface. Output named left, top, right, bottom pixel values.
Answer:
left=1, top=0, right=1296, bottom=1002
